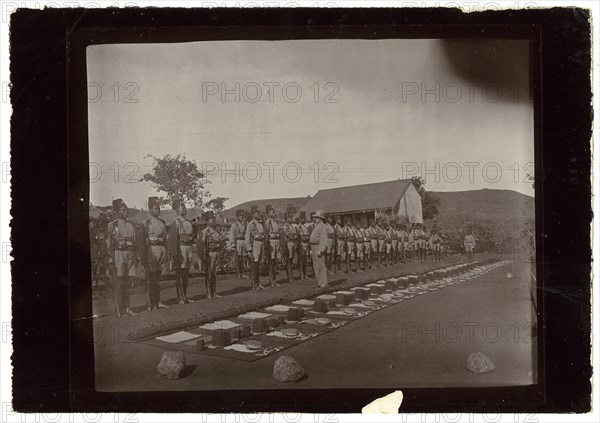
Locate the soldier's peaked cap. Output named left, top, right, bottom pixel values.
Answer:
left=250, top=205, right=259, bottom=215
left=172, top=198, right=183, bottom=210
left=265, top=204, right=274, bottom=213
left=236, top=209, right=245, bottom=217
left=147, top=196, right=160, bottom=209
left=113, top=198, right=127, bottom=211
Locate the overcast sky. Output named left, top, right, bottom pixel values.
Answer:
left=88, top=38, right=534, bottom=210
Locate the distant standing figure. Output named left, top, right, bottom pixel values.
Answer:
left=464, top=232, right=476, bottom=260
left=310, top=209, right=329, bottom=287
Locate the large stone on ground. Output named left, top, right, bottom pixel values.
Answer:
left=273, top=355, right=306, bottom=382
left=467, top=352, right=496, bottom=374
left=157, top=350, right=186, bottom=380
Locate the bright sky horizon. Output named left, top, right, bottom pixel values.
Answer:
left=88, top=38, right=534, bottom=210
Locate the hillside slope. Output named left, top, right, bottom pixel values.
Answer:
left=431, top=188, right=534, bottom=227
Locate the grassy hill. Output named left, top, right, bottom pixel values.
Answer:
left=427, top=188, right=535, bottom=254
left=429, top=188, right=534, bottom=228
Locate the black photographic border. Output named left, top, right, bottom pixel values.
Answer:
left=9, top=6, right=592, bottom=413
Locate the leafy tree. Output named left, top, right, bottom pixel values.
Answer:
left=140, top=154, right=211, bottom=207
left=411, top=176, right=440, bottom=220
left=205, top=197, right=229, bottom=213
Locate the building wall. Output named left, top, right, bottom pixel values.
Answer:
left=396, top=184, right=423, bottom=224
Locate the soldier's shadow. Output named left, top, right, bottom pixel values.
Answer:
left=188, top=286, right=253, bottom=300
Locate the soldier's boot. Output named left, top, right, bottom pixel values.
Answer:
left=256, top=263, right=266, bottom=289
left=297, top=256, right=304, bottom=280
left=239, top=257, right=248, bottom=278
left=113, top=277, right=125, bottom=317
left=123, top=277, right=138, bottom=316
left=345, top=257, right=350, bottom=274
left=205, top=274, right=213, bottom=299
left=249, top=261, right=257, bottom=290
left=286, top=259, right=294, bottom=284
left=236, top=257, right=243, bottom=279
left=182, top=269, right=193, bottom=303
left=174, top=270, right=185, bottom=304
left=156, top=277, right=169, bottom=310
left=210, top=272, right=220, bottom=298
left=144, top=276, right=153, bottom=312
left=270, top=262, right=280, bottom=287
left=303, top=256, right=309, bottom=280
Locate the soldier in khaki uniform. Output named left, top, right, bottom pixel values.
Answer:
left=354, top=221, right=366, bottom=272
left=362, top=220, right=372, bottom=270
left=367, top=219, right=377, bottom=269
left=397, top=223, right=407, bottom=263
left=229, top=209, right=247, bottom=279
left=106, top=198, right=138, bottom=317
left=282, top=208, right=299, bottom=283
left=139, top=196, right=169, bottom=311
left=415, top=224, right=426, bottom=262
left=245, top=206, right=267, bottom=290
left=407, top=224, right=415, bottom=261
left=389, top=222, right=399, bottom=265
left=167, top=199, right=195, bottom=304
left=297, top=211, right=311, bottom=280
left=198, top=211, right=223, bottom=298
left=344, top=217, right=357, bottom=273
left=375, top=220, right=386, bottom=267
left=264, top=204, right=281, bottom=287
left=324, top=213, right=336, bottom=274
left=333, top=215, right=346, bottom=275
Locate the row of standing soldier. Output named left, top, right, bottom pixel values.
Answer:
left=105, top=196, right=226, bottom=317
left=230, top=206, right=449, bottom=287
left=103, top=197, right=453, bottom=318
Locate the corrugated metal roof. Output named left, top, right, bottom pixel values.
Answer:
left=298, top=179, right=414, bottom=215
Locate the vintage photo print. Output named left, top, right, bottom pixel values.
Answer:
left=87, top=36, right=537, bottom=393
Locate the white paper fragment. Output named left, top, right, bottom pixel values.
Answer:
left=361, top=390, right=404, bottom=414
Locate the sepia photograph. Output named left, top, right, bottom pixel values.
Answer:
left=86, top=35, right=538, bottom=393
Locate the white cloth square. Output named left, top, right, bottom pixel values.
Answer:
left=199, top=320, right=241, bottom=331
left=292, top=299, right=314, bottom=306
left=238, top=311, right=272, bottom=320
left=264, top=305, right=291, bottom=312
left=155, top=331, right=201, bottom=343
